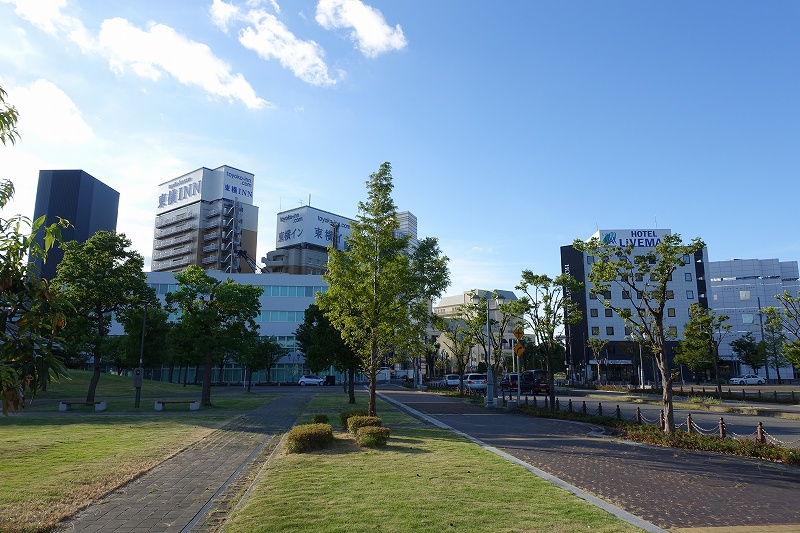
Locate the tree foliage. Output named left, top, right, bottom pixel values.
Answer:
left=318, top=162, right=450, bottom=416
left=432, top=310, right=476, bottom=396
left=165, top=266, right=262, bottom=406
left=296, top=303, right=360, bottom=402
left=53, top=231, right=155, bottom=402
left=0, top=87, right=19, bottom=146
left=730, top=332, right=765, bottom=374
left=235, top=334, right=284, bottom=392
left=517, top=271, right=583, bottom=412
left=763, top=293, right=800, bottom=373
left=573, top=233, right=705, bottom=433
left=675, top=303, right=730, bottom=390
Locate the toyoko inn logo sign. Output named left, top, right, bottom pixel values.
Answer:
left=599, top=229, right=669, bottom=248
left=158, top=176, right=201, bottom=210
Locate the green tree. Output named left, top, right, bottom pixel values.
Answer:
left=432, top=312, right=475, bottom=396
left=574, top=233, right=705, bottom=433
left=675, top=303, right=730, bottom=393
left=730, top=332, right=765, bottom=375
left=53, top=231, right=154, bottom=403
left=1, top=87, right=71, bottom=414
left=119, top=304, right=170, bottom=371
left=318, top=162, right=450, bottom=416
left=296, top=303, right=360, bottom=403
left=586, top=336, right=609, bottom=385
left=760, top=311, right=787, bottom=384
left=0, top=86, right=19, bottom=146
left=517, top=271, right=583, bottom=412
left=166, top=266, right=262, bottom=406
left=236, top=335, right=284, bottom=392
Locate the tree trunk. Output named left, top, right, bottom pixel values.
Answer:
left=168, top=363, right=175, bottom=383
left=86, top=349, right=102, bottom=403
left=201, top=347, right=213, bottom=406
left=657, top=355, right=675, bottom=433
left=348, top=368, right=356, bottom=404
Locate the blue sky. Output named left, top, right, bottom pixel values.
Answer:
left=1, top=1, right=798, bottom=298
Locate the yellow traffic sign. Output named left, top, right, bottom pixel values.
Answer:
left=514, top=344, right=525, bottom=357
left=513, top=327, right=524, bottom=340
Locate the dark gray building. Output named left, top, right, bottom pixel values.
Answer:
left=32, top=169, right=119, bottom=280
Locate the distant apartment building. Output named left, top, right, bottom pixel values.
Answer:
left=433, top=289, right=523, bottom=373
left=151, top=166, right=258, bottom=273
left=561, top=228, right=710, bottom=385
left=709, top=258, right=798, bottom=379
left=32, top=169, right=119, bottom=280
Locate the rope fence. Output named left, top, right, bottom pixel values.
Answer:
left=502, top=391, right=800, bottom=448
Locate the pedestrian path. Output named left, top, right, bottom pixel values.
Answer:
left=55, top=393, right=309, bottom=533
left=380, top=389, right=800, bottom=533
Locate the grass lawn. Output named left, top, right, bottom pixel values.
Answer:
left=225, top=393, right=643, bottom=533
left=0, top=370, right=276, bottom=531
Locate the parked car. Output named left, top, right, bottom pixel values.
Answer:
left=519, top=369, right=549, bottom=395
left=464, top=373, right=488, bottom=392
left=729, top=374, right=765, bottom=385
left=443, top=374, right=461, bottom=387
left=298, top=374, right=325, bottom=386
left=498, top=373, right=520, bottom=392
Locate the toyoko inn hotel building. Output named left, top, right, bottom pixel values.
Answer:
left=560, top=229, right=710, bottom=385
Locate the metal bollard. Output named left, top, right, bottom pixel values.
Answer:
left=597, top=402, right=603, bottom=417
left=567, top=399, right=573, bottom=413
left=555, top=398, right=560, bottom=411
left=615, top=405, right=622, bottom=420
left=719, top=417, right=726, bottom=438
left=581, top=401, right=587, bottom=414
left=544, top=396, right=549, bottom=409
left=757, top=421, right=765, bottom=443
left=636, top=407, right=642, bottom=424
left=687, top=413, right=693, bottom=434
left=659, top=410, right=665, bottom=431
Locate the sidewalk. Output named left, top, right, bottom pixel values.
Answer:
left=380, top=388, right=800, bottom=533
left=54, top=393, right=309, bottom=533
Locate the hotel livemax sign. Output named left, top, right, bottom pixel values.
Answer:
left=593, top=229, right=671, bottom=248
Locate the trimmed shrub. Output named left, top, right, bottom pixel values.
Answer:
left=286, top=423, right=333, bottom=453
left=339, top=408, right=368, bottom=426
left=347, top=415, right=382, bottom=434
left=312, top=413, right=329, bottom=424
left=356, top=426, right=390, bottom=447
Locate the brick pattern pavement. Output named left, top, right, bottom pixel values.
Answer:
left=385, top=390, right=800, bottom=532
left=55, top=393, right=309, bottom=532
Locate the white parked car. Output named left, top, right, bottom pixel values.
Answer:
left=465, top=373, right=488, bottom=392
left=729, top=374, right=765, bottom=385
left=298, top=374, right=325, bottom=386
left=443, top=374, right=461, bottom=387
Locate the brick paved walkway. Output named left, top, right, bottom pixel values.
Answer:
left=55, top=393, right=309, bottom=533
left=381, top=390, right=800, bottom=532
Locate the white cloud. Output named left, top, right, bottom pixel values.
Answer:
left=97, top=18, right=270, bottom=110
left=315, top=0, right=406, bottom=58
left=239, top=9, right=338, bottom=86
left=2, top=0, right=267, bottom=109
left=210, top=0, right=240, bottom=34
left=9, top=79, right=93, bottom=143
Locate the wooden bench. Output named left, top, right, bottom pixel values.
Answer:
left=59, top=401, right=106, bottom=412
left=154, top=400, right=200, bottom=411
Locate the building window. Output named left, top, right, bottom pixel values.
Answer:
left=740, top=290, right=751, bottom=301
left=587, top=256, right=596, bottom=264
left=606, top=326, right=614, bottom=335
left=686, top=290, right=694, bottom=299
left=668, top=308, right=676, bottom=317
left=742, top=313, right=754, bottom=324
left=589, top=292, right=597, bottom=300
left=590, top=309, right=599, bottom=317
left=591, top=326, right=600, bottom=335
left=635, top=273, right=643, bottom=282
left=624, top=326, right=632, bottom=335
left=622, top=290, right=631, bottom=299
left=605, top=308, right=613, bottom=317
left=666, top=290, right=674, bottom=300
left=667, top=326, right=678, bottom=337
left=685, top=272, right=693, bottom=282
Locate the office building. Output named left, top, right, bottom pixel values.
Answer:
left=32, top=169, right=119, bottom=280
left=709, top=258, right=798, bottom=380
left=152, top=166, right=258, bottom=273
left=561, top=229, right=710, bottom=385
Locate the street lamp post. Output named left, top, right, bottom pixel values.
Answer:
left=134, top=304, right=146, bottom=408
left=473, top=292, right=495, bottom=408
